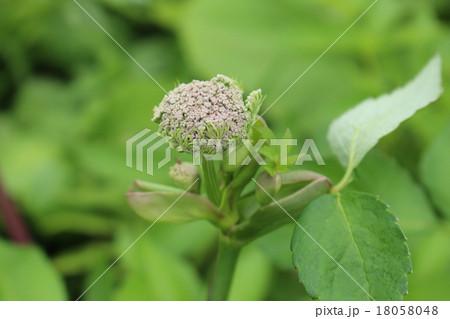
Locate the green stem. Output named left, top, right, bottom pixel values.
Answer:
left=331, top=165, right=354, bottom=194
left=201, top=158, right=222, bottom=206
left=208, top=236, right=241, bottom=301
left=219, top=160, right=260, bottom=218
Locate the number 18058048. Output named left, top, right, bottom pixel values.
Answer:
left=376, top=306, right=438, bottom=316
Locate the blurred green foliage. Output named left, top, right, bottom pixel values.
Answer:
left=0, top=0, right=449, bottom=300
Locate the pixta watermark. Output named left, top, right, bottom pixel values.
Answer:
left=126, top=129, right=325, bottom=176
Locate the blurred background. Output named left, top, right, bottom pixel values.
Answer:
left=0, top=0, right=449, bottom=300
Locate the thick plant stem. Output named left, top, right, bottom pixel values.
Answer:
left=208, top=236, right=241, bottom=301
left=201, top=158, right=222, bottom=206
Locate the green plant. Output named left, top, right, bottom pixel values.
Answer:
left=127, top=55, right=443, bottom=301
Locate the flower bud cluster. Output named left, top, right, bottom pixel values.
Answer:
left=153, top=75, right=253, bottom=153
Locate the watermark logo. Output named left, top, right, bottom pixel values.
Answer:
left=191, top=138, right=325, bottom=166
left=126, top=129, right=325, bottom=175
left=126, top=129, right=171, bottom=176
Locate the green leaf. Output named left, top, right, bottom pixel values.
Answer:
left=256, top=127, right=299, bottom=175
left=262, top=162, right=277, bottom=177
left=328, top=55, right=443, bottom=172
left=228, top=244, right=273, bottom=301
left=113, top=227, right=204, bottom=301
left=421, top=121, right=450, bottom=219
left=150, top=221, right=218, bottom=260
left=127, top=181, right=230, bottom=227
left=282, top=128, right=293, bottom=140
left=129, top=179, right=184, bottom=193
left=352, top=152, right=437, bottom=236
left=82, top=257, right=117, bottom=301
left=259, top=146, right=278, bottom=162
left=36, top=210, right=117, bottom=236
left=291, top=192, right=411, bottom=301
left=0, top=134, right=72, bottom=216
left=0, top=240, right=67, bottom=300
left=257, top=224, right=295, bottom=271
left=53, top=243, right=112, bottom=276
left=255, top=126, right=276, bottom=141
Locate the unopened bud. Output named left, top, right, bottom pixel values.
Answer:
left=169, top=160, right=200, bottom=193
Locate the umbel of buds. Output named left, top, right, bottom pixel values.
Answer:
left=153, top=74, right=263, bottom=154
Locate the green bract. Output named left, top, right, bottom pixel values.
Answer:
left=126, top=180, right=232, bottom=228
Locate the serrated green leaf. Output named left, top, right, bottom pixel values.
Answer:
left=328, top=55, right=443, bottom=171
left=352, top=152, right=437, bottom=236
left=0, top=240, right=67, bottom=300
left=421, top=121, right=450, bottom=219
left=291, top=192, right=411, bottom=301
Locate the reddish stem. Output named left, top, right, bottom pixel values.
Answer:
left=0, top=177, right=32, bottom=244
